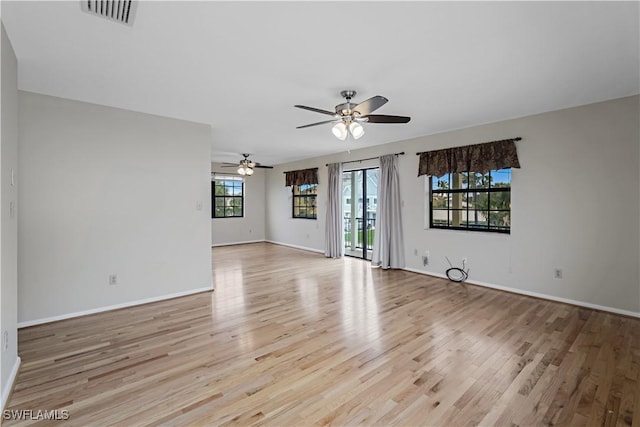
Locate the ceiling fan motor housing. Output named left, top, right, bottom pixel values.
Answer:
left=335, top=102, right=353, bottom=116
left=336, top=90, right=357, bottom=116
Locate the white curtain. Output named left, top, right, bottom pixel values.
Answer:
left=325, top=162, right=343, bottom=258
left=371, top=154, right=405, bottom=269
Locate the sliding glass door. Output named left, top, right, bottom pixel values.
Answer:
left=343, top=168, right=379, bottom=260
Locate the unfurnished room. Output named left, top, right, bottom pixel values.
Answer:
left=0, top=1, right=639, bottom=426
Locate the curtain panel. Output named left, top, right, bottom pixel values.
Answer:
left=285, top=168, right=318, bottom=186
left=418, top=138, right=521, bottom=177
left=371, top=154, right=405, bottom=269
left=324, top=163, right=343, bottom=258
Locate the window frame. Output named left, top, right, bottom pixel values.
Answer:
left=428, top=169, right=511, bottom=234
left=212, top=175, right=244, bottom=218
left=292, top=183, right=318, bottom=220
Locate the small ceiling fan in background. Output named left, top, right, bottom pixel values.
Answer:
left=220, top=154, right=273, bottom=176
left=295, top=90, right=411, bottom=140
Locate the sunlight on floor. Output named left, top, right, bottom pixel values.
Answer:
left=213, top=261, right=246, bottom=320
left=341, top=259, right=381, bottom=347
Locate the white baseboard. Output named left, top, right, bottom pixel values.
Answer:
left=213, top=239, right=325, bottom=255
left=18, top=286, right=214, bottom=328
left=403, top=267, right=640, bottom=318
left=212, top=239, right=265, bottom=247
left=1, top=356, right=21, bottom=412
left=265, top=240, right=324, bottom=254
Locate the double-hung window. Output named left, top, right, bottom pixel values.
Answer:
left=212, top=175, right=244, bottom=218
left=292, top=184, right=318, bottom=219
left=429, top=169, right=511, bottom=233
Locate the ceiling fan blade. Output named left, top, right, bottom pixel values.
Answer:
left=352, top=96, right=388, bottom=116
left=363, top=114, right=411, bottom=124
left=296, top=119, right=338, bottom=129
left=254, top=164, right=274, bottom=169
left=294, top=105, right=336, bottom=116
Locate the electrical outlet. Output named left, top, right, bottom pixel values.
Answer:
left=3, top=330, right=8, bottom=350
left=109, top=274, right=118, bottom=285
left=554, top=268, right=563, bottom=279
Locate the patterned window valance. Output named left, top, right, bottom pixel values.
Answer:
left=417, top=137, right=521, bottom=177
left=285, top=168, right=318, bottom=186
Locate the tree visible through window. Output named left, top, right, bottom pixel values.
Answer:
left=429, top=168, right=511, bottom=233
left=212, top=175, right=244, bottom=218
left=293, top=184, right=318, bottom=219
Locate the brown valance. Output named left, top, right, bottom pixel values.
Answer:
left=417, top=137, right=521, bottom=177
left=285, top=168, right=318, bottom=186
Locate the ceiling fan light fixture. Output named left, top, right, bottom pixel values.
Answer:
left=237, top=163, right=255, bottom=175
left=349, top=122, right=364, bottom=139
left=332, top=122, right=348, bottom=140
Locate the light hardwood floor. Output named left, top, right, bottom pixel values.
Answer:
left=5, top=242, right=639, bottom=426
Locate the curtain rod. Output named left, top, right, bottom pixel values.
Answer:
left=325, top=152, right=405, bottom=167
left=415, top=137, right=521, bottom=155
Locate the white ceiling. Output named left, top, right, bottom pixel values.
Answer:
left=2, top=1, right=638, bottom=166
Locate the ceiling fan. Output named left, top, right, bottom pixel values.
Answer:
left=220, top=154, right=273, bottom=176
left=295, top=90, right=411, bottom=140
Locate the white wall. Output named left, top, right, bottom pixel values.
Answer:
left=18, top=92, right=213, bottom=325
left=211, top=163, right=266, bottom=246
left=265, top=166, right=324, bottom=252
left=266, top=96, right=640, bottom=314
left=0, top=21, right=20, bottom=410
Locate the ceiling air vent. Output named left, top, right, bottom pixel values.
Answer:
left=81, top=1, right=137, bottom=26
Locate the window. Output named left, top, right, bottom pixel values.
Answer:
left=292, top=183, right=318, bottom=219
left=212, top=175, right=244, bottom=218
left=429, top=168, right=511, bottom=233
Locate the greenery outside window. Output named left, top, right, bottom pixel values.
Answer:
left=430, top=168, right=511, bottom=233
left=212, top=175, right=244, bottom=218
left=293, top=184, right=318, bottom=219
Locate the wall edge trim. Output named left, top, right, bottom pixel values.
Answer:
left=403, top=267, right=640, bottom=318
left=264, top=240, right=324, bottom=254
left=1, top=357, right=21, bottom=412
left=212, top=240, right=265, bottom=247
left=17, top=286, right=214, bottom=328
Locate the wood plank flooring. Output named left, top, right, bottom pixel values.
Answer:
left=5, top=242, right=639, bottom=426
